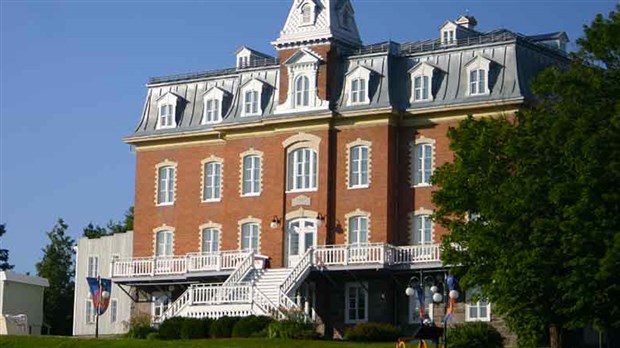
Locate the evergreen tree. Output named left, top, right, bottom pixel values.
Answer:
left=0, top=224, right=14, bottom=271
left=36, top=218, right=75, bottom=335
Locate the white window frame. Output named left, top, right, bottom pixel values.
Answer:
left=345, top=282, right=368, bottom=324
left=201, top=227, right=220, bottom=253
left=110, top=298, right=118, bottom=323
left=156, top=93, right=178, bottom=130
left=466, top=55, right=492, bottom=96
left=469, top=69, right=486, bottom=96
left=157, top=165, right=176, bottom=206
left=203, top=98, right=221, bottom=124
left=409, top=62, right=436, bottom=104
left=152, top=292, right=171, bottom=318
left=345, top=66, right=372, bottom=106
left=295, top=75, right=310, bottom=107
left=412, top=141, right=434, bottom=187
left=241, top=222, right=260, bottom=252
left=85, top=299, right=95, bottom=324
left=349, top=145, right=369, bottom=188
left=155, top=230, right=173, bottom=257
left=414, top=75, right=431, bottom=102
left=440, top=22, right=457, bottom=46
left=287, top=147, right=318, bottom=192
left=348, top=216, right=369, bottom=246
left=466, top=289, right=491, bottom=322
left=300, top=3, right=314, bottom=25
left=87, top=255, right=99, bottom=278
left=412, top=214, right=433, bottom=245
left=203, top=161, right=222, bottom=202
left=244, top=90, right=259, bottom=116
left=242, top=155, right=261, bottom=196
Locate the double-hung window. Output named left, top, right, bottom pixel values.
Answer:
left=301, top=4, right=312, bottom=24
left=349, top=216, right=369, bottom=246
left=85, top=300, right=95, bottom=324
left=287, top=148, right=318, bottom=191
left=110, top=299, right=118, bottom=323
left=203, top=162, right=222, bottom=202
left=345, top=282, right=368, bottom=323
left=413, top=143, right=433, bottom=186
left=414, top=75, right=430, bottom=101
left=242, top=155, right=261, bottom=196
left=241, top=223, right=260, bottom=252
left=153, top=293, right=170, bottom=318
left=204, top=98, right=220, bottom=124
left=157, top=166, right=175, bottom=205
left=349, top=145, right=369, bottom=188
left=295, top=76, right=310, bottom=107
left=158, top=104, right=175, bottom=129
left=470, top=69, right=486, bottom=96
left=351, top=78, right=366, bottom=104
left=201, top=228, right=220, bottom=253
left=466, top=289, right=491, bottom=321
left=413, top=215, right=432, bottom=245
left=244, top=90, right=259, bottom=115
left=155, top=230, right=173, bottom=257
left=87, top=256, right=99, bottom=278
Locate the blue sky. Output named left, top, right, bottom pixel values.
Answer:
left=0, top=0, right=617, bottom=274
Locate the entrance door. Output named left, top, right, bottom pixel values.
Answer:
left=287, top=218, right=317, bottom=267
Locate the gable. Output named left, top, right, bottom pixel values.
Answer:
left=408, top=61, right=439, bottom=76
left=283, top=48, right=323, bottom=66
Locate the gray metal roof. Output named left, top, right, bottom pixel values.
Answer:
left=131, top=29, right=568, bottom=139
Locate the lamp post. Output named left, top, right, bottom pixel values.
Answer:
left=405, top=271, right=459, bottom=348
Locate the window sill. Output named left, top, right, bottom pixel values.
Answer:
left=348, top=185, right=369, bottom=190
left=347, top=101, right=369, bottom=107
left=156, top=126, right=176, bottom=130
left=469, top=92, right=490, bottom=97
left=465, top=317, right=491, bottom=322
left=413, top=98, right=433, bottom=103
left=412, top=183, right=432, bottom=189
left=344, top=319, right=368, bottom=325
left=202, top=199, right=222, bottom=204
left=156, top=202, right=175, bottom=207
left=286, top=188, right=318, bottom=194
left=241, top=113, right=261, bottom=117
left=241, top=193, right=261, bottom=198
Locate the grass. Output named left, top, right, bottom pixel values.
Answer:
left=0, top=336, right=396, bottom=348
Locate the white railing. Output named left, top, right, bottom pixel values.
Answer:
left=192, top=283, right=252, bottom=305
left=280, top=248, right=313, bottom=298
left=314, top=243, right=387, bottom=266
left=157, top=287, right=192, bottom=323
left=253, top=287, right=284, bottom=319
left=222, top=251, right=255, bottom=287
left=390, top=244, right=441, bottom=264
left=111, top=250, right=251, bottom=278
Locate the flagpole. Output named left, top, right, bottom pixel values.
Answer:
left=96, top=276, right=101, bottom=339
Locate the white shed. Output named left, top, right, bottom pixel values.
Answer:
left=0, top=271, right=49, bottom=335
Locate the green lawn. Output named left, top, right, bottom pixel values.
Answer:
left=0, top=336, right=396, bottom=348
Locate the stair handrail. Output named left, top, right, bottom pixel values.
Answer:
left=222, top=250, right=255, bottom=287
left=156, top=286, right=193, bottom=323
left=252, top=286, right=285, bottom=319
left=279, top=247, right=314, bottom=298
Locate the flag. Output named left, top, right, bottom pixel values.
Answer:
left=416, top=284, right=426, bottom=323
left=444, top=275, right=458, bottom=323
left=87, top=277, right=112, bottom=315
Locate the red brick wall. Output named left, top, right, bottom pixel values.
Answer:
left=278, top=44, right=334, bottom=105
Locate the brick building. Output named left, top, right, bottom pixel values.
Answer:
left=112, top=0, right=568, bottom=341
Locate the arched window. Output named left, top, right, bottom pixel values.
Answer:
left=203, top=161, right=222, bottom=202
left=350, top=78, right=366, bottom=104
left=287, top=147, right=318, bottom=191
left=241, top=223, right=260, bottom=252
left=157, top=165, right=175, bottom=205
left=301, top=4, right=313, bottom=24
left=348, top=216, right=368, bottom=246
left=201, top=227, right=220, bottom=253
left=295, top=76, right=310, bottom=107
left=412, top=214, right=432, bottom=245
left=155, top=230, right=173, bottom=257
left=349, top=145, right=369, bottom=187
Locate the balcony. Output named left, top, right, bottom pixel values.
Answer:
left=111, top=244, right=441, bottom=282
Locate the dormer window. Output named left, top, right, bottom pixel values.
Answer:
left=350, top=78, right=366, bottom=104
left=295, top=76, right=310, bottom=107
left=244, top=90, right=259, bottom=116
left=159, top=104, right=175, bottom=129
left=204, top=98, right=220, bottom=124
left=469, top=69, right=486, bottom=96
left=414, top=76, right=430, bottom=101
left=301, top=4, right=313, bottom=25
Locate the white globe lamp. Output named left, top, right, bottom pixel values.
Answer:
left=432, top=292, right=443, bottom=303
left=405, top=287, right=415, bottom=297
left=449, top=290, right=460, bottom=300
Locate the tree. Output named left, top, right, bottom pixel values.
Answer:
left=0, top=224, right=14, bottom=271
left=432, top=6, right=620, bottom=348
left=82, top=223, right=108, bottom=239
left=36, top=218, right=75, bottom=335
left=81, top=206, right=134, bottom=238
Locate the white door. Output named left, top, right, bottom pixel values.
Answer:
left=287, top=218, right=317, bottom=267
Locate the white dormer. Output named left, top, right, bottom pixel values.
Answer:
left=156, top=92, right=179, bottom=130
left=409, top=62, right=437, bottom=103
left=240, top=78, right=267, bottom=117
left=440, top=21, right=458, bottom=46
left=202, top=87, right=229, bottom=124
left=275, top=47, right=328, bottom=114
left=236, top=47, right=274, bottom=69
left=345, top=65, right=374, bottom=106
left=455, top=15, right=478, bottom=30
left=465, top=55, right=493, bottom=96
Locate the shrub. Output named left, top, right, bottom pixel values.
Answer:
left=145, top=332, right=160, bottom=340
left=448, top=322, right=504, bottom=348
left=344, top=322, right=402, bottom=342
left=125, top=313, right=157, bottom=339
left=210, top=316, right=242, bottom=338
left=181, top=318, right=209, bottom=339
left=232, top=315, right=274, bottom=338
left=158, top=317, right=187, bottom=340
left=267, top=319, right=318, bottom=340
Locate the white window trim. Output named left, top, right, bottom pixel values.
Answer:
left=345, top=66, right=372, bottom=106
left=286, top=147, right=319, bottom=193
left=155, top=160, right=177, bottom=206
left=410, top=138, right=436, bottom=188
left=295, top=75, right=311, bottom=108
left=298, top=1, right=315, bottom=26
left=409, top=62, right=436, bottom=104
left=85, top=299, right=95, bottom=325
left=87, top=255, right=99, bottom=278
left=153, top=225, right=175, bottom=257
left=152, top=292, right=171, bottom=318
left=344, top=209, right=371, bottom=245
left=275, top=48, right=328, bottom=114
left=240, top=149, right=264, bottom=197
left=201, top=87, right=227, bottom=125
left=440, top=22, right=458, bottom=46
left=200, top=225, right=221, bottom=253
left=466, top=298, right=491, bottom=322
left=155, top=92, right=178, bottom=130
left=465, top=55, right=492, bottom=96
left=346, top=139, right=372, bottom=189
left=201, top=156, right=224, bottom=203
left=345, top=282, right=368, bottom=324
left=240, top=79, right=265, bottom=117
left=238, top=217, right=261, bottom=253
left=110, top=298, right=118, bottom=323
left=410, top=209, right=434, bottom=245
